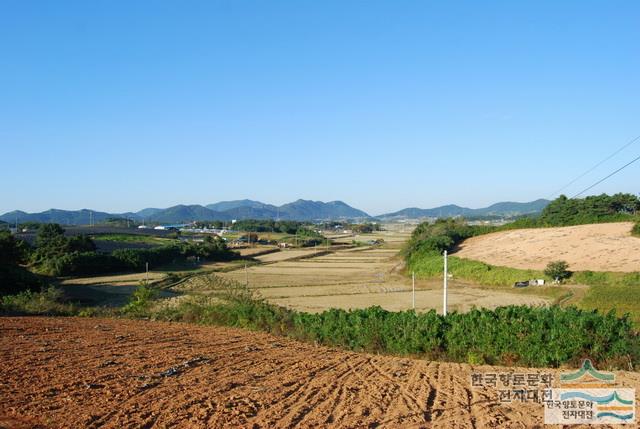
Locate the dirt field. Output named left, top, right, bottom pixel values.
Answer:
left=253, top=248, right=327, bottom=263
left=213, top=234, right=550, bottom=313
left=4, top=317, right=638, bottom=428
left=60, top=272, right=166, bottom=287
left=455, top=222, right=640, bottom=272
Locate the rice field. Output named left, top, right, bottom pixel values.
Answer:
left=211, top=230, right=551, bottom=313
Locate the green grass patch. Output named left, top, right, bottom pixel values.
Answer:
left=409, top=251, right=640, bottom=289
left=409, top=251, right=546, bottom=286
left=91, top=233, right=175, bottom=245
left=579, top=284, right=640, bottom=326
left=573, top=271, right=640, bottom=287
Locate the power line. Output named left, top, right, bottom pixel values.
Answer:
left=548, top=134, right=640, bottom=198
left=572, top=153, right=640, bottom=198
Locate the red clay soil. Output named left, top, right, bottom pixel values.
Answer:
left=1, top=317, right=639, bottom=428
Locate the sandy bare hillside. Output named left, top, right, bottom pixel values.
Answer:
left=454, top=222, right=640, bottom=272
left=3, top=317, right=638, bottom=428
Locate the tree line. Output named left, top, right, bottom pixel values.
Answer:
left=0, top=224, right=238, bottom=295
left=538, top=193, right=639, bottom=226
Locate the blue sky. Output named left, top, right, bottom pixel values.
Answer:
left=1, top=1, right=639, bottom=216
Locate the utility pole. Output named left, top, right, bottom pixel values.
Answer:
left=412, top=271, right=416, bottom=310
left=145, top=262, right=149, bottom=283
left=443, top=250, right=448, bottom=316
left=245, top=263, right=249, bottom=287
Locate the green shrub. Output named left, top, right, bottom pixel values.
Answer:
left=0, top=286, right=76, bottom=315
left=121, top=282, right=158, bottom=317
left=149, top=296, right=638, bottom=368
left=544, top=260, right=572, bottom=283
left=402, top=218, right=491, bottom=258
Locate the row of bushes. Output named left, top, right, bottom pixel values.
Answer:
left=293, top=306, right=636, bottom=367
left=150, top=293, right=638, bottom=368
left=228, top=220, right=310, bottom=234
left=3, top=276, right=637, bottom=369
left=40, top=241, right=237, bottom=277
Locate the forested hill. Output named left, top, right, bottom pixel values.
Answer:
left=378, top=199, right=550, bottom=220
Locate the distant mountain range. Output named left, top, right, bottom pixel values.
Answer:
left=0, top=209, right=135, bottom=226
left=377, top=199, right=550, bottom=220
left=0, top=200, right=370, bottom=225
left=0, top=198, right=550, bottom=225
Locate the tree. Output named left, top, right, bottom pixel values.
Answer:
left=0, top=230, right=40, bottom=295
left=544, top=260, right=571, bottom=283
left=35, top=223, right=67, bottom=250
left=0, top=231, right=29, bottom=266
left=30, top=224, right=98, bottom=275
left=68, top=235, right=96, bottom=252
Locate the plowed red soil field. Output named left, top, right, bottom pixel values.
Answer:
left=2, top=317, right=639, bottom=428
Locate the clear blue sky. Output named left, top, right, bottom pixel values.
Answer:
left=1, top=1, right=639, bottom=216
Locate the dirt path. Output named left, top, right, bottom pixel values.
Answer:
left=2, top=317, right=639, bottom=428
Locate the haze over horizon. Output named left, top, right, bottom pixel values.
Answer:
left=2, top=1, right=639, bottom=214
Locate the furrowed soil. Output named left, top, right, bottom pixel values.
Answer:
left=4, top=317, right=639, bottom=428
left=454, top=222, right=640, bottom=272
